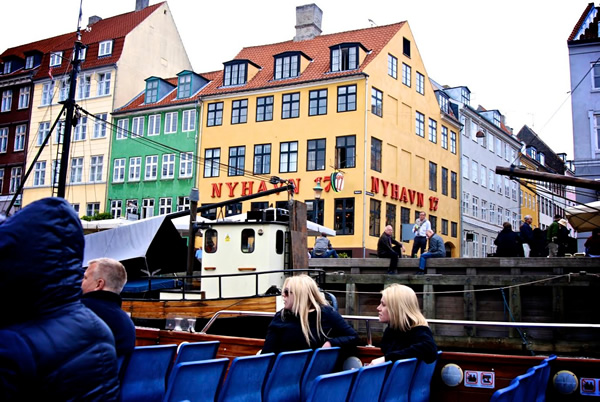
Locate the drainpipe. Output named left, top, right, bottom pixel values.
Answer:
left=362, top=75, right=369, bottom=258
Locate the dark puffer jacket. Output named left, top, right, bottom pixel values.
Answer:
left=0, top=197, right=119, bottom=401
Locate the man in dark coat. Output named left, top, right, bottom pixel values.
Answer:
left=82, top=258, right=136, bottom=358
left=519, top=215, right=534, bottom=257
left=0, top=198, right=119, bottom=401
left=378, top=225, right=403, bottom=274
left=494, top=222, right=522, bottom=257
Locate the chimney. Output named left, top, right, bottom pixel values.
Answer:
left=135, top=0, right=149, bottom=11
left=88, top=15, right=102, bottom=26
left=294, top=4, right=323, bottom=42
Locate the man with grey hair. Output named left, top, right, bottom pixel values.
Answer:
left=520, top=215, right=534, bottom=257
left=82, top=258, right=136, bottom=358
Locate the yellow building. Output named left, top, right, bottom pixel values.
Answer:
left=21, top=3, right=191, bottom=215
left=195, top=5, right=461, bottom=256
left=518, top=153, right=540, bottom=229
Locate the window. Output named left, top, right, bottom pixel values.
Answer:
left=14, top=125, right=25, bottom=151
left=241, top=229, right=255, bottom=253
left=99, top=40, right=113, bottom=56
left=309, top=89, right=328, bottom=116
left=41, top=82, right=54, bottom=106
left=55, top=121, right=65, bottom=144
left=462, top=192, right=469, bottom=215
left=386, top=203, right=396, bottom=230
left=204, top=148, right=220, bottom=177
left=416, top=72, right=425, bottom=95
left=70, top=157, right=83, bottom=184
left=145, top=155, right=158, bottom=180
left=147, top=114, right=160, bottom=136
left=2, top=61, right=11, bottom=74
left=496, top=174, right=502, bottom=194
left=177, top=196, right=190, bottom=212
left=482, top=235, right=488, bottom=257
left=204, top=229, right=218, bottom=253
left=256, top=96, right=273, bottom=121
left=86, top=203, right=100, bottom=217
left=438, top=93, right=449, bottom=113
left=116, top=119, right=128, bottom=140
left=274, top=53, right=299, bottom=79
left=49, top=52, right=62, bottom=67
left=72, top=116, right=87, bottom=141
left=142, top=198, right=155, bottom=219
left=430, top=215, right=437, bottom=233
left=400, top=207, right=411, bottom=227
left=388, top=54, right=397, bottom=78
left=429, top=162, right=437, bottom=191
left=337, top=85, right=357, bottom=112
left=0, top=128, right=7, bottom=153
left=307, top=139, right=326, bottom=171
left=488, top=134, right=495, bottom=153
left=25, top=56, right=34, bottom=69
left=93, top=113, right=107, bottom=138
left=480, top=165, right=487, bottom=188
left=51, top=160, right=60, bottom=186
left=207, top=102, right=223, bottom=126
left=428, top=119, right=437, bottom=143
left=451, top=171, right=457, bottom=199
left=334, top=198, right=354, bottom=235
left=129, top=157, right=141, bottom=181
left=371, top=88, right=383, bottom=117
left=33, top=161, right=46, bottom=186
left=504, top=177, right=510, bottom=197
left=110, top=200, right=122, bottom=218
left=488, top=169, right=495, bottom=191
left=473, top=233, right=479, bottom=257
left=495, top=137, right=502, bottom=157
left=504, top=143, right=510, bottom=161
left=9, top=167, right=21, bottom=193
left=282, top=92, right=300, bottom=119
left=97, top=72, right=111, bottom=96
left=228, top=146, right=245, bottom=176
left=403, top=37, right=411, bottom=57
left=416, top=112, right=425, bottom=137
left=441, top=167, right=448, bottom=196
left=231, top=99, right=248, bottom=124
left=441, top=219, right=448, bottom=236
left=58, top=78, right=70, bottom=102
left=441, top=126, right=448, bottom=150
left=159, top=198, right=172, bottom=215
left=253, top=144, right=271, bottom=174
left=497, top=206, right=503, bottom=226
left=178, top=74, right=191, bottom=98
left=1, top=90, right=12, bottom=112
left=402, top=63, right=411, bottom=87
left=113, top=158, right=125, bottom=182
left=131, top=116, right=144, bottom=137
left=126, top=199, right=138, bottom=218
left=89, top=155, right=103, bottom=182
left=472, top=196, right=479, bottom=217
left=471, top=160, right=478, bottom=183
left=462, top=156, right=469, bottom=179
left=371, top=137, right=382, bottom=172
left=224, top=62, right=247, bottom=86
left=336, top=135, right=356, bottom=168
left=512, top=181, right=517, bottom=201
left=331, top=44, right=358, bottom=71
left=280, top=141, right=298, bottom=173
left=369, top=199, right=381, bottom=237
left=181, top=109, right=196, bottom=132
left=37, top=122, right=50, bottom=146
left=451, top=222, right=458, bottom=238
left=482, top=200, right=488, bottom=221
left=179, top=152, right=193, bottom=178
left=450, top=131, right=457, bottom=154
left=162, top=154, right=175, bottom=179
left=164, top=112, right=178, bottom=134
left=145, top=80, right=158, bottom=103
left=18, top=87, right=30, bottom=109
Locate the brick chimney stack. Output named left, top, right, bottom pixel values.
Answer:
left=294, top=4, right=323, bottom=42
left=88, top=16, right=102, bottom=26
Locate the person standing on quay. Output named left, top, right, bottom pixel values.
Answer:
left=520, top=215, right=534, bottom=257
left=411, top=211, right=431, bottom=258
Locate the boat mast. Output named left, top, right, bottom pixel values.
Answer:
left=496, top=165, right=600, bottom=192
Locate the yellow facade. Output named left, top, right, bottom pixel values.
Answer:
left=518, top=154, right=540, bottom=229
left=196, top=23, right=461, bottom=257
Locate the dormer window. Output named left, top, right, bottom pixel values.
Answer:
left=437, top=92, right=449, bottom=114
left=49, top=52, right=62, bottom=67
left=78, top=47, right=87, bottom=61
left=25, top=56, right=34, bottom=69
left=178, top=74, right=191, bottom=98
left=224, top=61, right=247, bottom=86
left=461, top=87, right=470, bottom=106
left=538, top=152, right=545, bottom=166
left=493, top=111, right=501, bottom=127
left=274, top=53, right=300, bottom=80
left=330, top=44, right=358, bottom=72
left=3, top=62, right=11, bottom=74
left=145, top=80, right=159, bottom=103
left=526, top=146, right=537, bottom=160
left=98, top=40, right=113, bottom=57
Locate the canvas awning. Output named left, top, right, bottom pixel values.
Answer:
left=566, top=200, right=600, bottom=232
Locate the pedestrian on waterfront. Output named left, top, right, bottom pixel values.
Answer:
left=494, top=222, right=522, bottom=257
left=584, top=228, right=600, bottom=257
left=417, top=230, right=445, bottom=274
left=0, top=197, right=119, bottom=401
left=520, top=215, right=534, bottom=257
left=411, top=211, right=431, bottom=257
left=261, top=275, right=359, bottom=354
left=82, top=258, right=136, bottom=358
left=311, top=232, right=339, bottom=258
left=369, top=284, right=438, bottom=365
left=531, top=228, right=547, bottom=257
left=378, top=225, right=401, bottom=274
left=547, top=214, right=561, bottom=257
left=557, top=219, right=571, bottom=257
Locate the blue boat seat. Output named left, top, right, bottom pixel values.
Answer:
left=300, top=347, right=341, bottom=400
left=263, top=349, right=312, bottom=402
left=379, top=358, right=418, bottom=402
left=408, top=350, right=442, bottom=402
left=162, top=358, right=228, bottom=402
left=490, top=379, right=520, bottom=402
left=510, top=369, right=537, bottom=401
left=217, top=353, right=274, bottom=402
left=174, top=341, right=220, bottom=365
left=305, top=370, right=357, bottom=402
left=535, top=355, right=556, bottom=402
left=347, top=360, right=392, bottom=402
left=120, top=344, right=177, bottom=402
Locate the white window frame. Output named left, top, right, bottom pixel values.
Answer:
left=41, top=82, right=54, bottom=106
left=131, top=116, right=144, bottom=137
left=471, top=160, right=478, bottom=183
left=33, top=161, right=46, bottom=187
left=145, top=155, right=158, bottom=180
left=113, top=158, right=125, bottom=183
left=0, top=128, right=7, bottom=153
left=97, top=71, right=112, bottom=96
left=9, top=167, right=22, bottom=193
left=148, top=114, right=161, bottom=136
left=49, top=52, right=62, bottom=67
left=1, top=90, right=12, bottom=112
left=182, top=109, right=196, bottom=132
left=116, top=119, right=128, bottom=140
left=129, top=157, right=141, bottom=181
left=159, top=197, right=173, bottom=215
left=14, top=125, right=26, bottom=151
left=37, top=122, right=50, bottom=146
left=18, top=87, right=30, bottom=109
left=25, top=56, right=34, bottom=69
left=73, top=116, right=87, bottom=141
left=89, top=155, right=103, bottom=182
left=93, top=113, right=107, bottom=138
left=77, top=74, right=91, bottom=99
left=70, top=157, right=84, bottom=184
left=111, top=200, right=122, bottom=218
left=161, top=153, right=175, bottom=179
left=142, top=198, right=155, bottom=219
left=164, top=112, right=178, bottom=134
left=98, top=40, right=113, bottom=57
left=58, top=78, right=70, bottom=102
left=179, top=152, right=193, bottom=178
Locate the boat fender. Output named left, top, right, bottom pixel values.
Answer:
left=441, top=363, right=463, bottom=387
left=553, top=370, right=578, bottom=395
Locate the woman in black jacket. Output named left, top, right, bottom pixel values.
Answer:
left=494, top=222, right=522, bottom=257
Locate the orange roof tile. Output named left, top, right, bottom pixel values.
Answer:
left=568, top=3, right=596, bottom=42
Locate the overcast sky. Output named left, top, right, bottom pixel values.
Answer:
left=1, top=0, right=592, bottom=159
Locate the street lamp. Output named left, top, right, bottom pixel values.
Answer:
left=313, top=181, right=323, bottom=224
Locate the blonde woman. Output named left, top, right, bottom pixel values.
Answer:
left=262, top=275, right=359, bottom=354
left=370, top=284, right=437, bottom=365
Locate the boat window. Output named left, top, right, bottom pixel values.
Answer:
left=276, top=230, right=284, bottom=254
left=241, top=229, right=255, bottom=253
left=205, top=229, right=217, bottom=253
